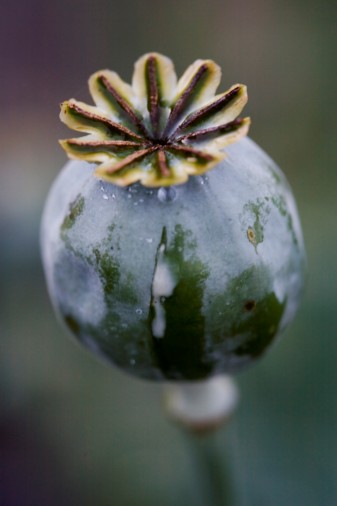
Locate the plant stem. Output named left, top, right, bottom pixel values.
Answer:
left=187, top=430, right=234, bottom=506
left=163, top=375, right=238, bottom=506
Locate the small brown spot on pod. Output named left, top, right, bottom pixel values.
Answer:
left=247, top=227, right=256, bottom=244
left=244, top=300, right=256, bottom=311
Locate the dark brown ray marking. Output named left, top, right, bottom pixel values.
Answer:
left=98, top=74, right=149, bottom=137
left=176, top=86, right=242, bottom=132
left=145, top=56, right=160, bottom=139
left=169, top=144, right=215, bottom=162
left=66, top=139, right=145, bottom=149
left=157, top=149, right=170, bottom=176
left=65, top=102, right=145, bottom=141
left=176, top=118, right=246, bottom=143
left=105, top=147, right=156, bottom=174
left=162, top=63, right=209, bottom=138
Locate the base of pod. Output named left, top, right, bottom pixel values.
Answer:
left=163, top=375, right=239, bottom=434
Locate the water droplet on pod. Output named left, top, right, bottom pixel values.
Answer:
left=157, top=186, right=177, bottom=203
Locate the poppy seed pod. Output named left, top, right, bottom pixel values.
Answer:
left=41, top=53, right=305, bottom=381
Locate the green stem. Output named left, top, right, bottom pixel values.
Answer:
left=187, top=430, right=234, bottom=506
left=163, top=376, right=238, bottom=506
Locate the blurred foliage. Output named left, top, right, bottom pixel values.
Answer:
left=1, top=0, right=336, bottom=504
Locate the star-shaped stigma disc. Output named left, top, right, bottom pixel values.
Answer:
left=60, top=53, right=250, bottom=187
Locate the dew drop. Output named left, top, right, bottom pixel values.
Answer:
left=158, top=186, right=177, bottom=203
left=103, top=194, right=109, bottom=200
left=136, top=308, right=143, bottom=315
left=130, top=358, right=136, bottom=365
left=200, top=175, right=209, bottom=185
left=146, top=238, right=153, bottom=243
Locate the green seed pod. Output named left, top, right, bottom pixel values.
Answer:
left=41, top=53, right=305, bottom=381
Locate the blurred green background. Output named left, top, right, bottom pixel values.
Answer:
left=1, top=0, right=336, bottom=504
